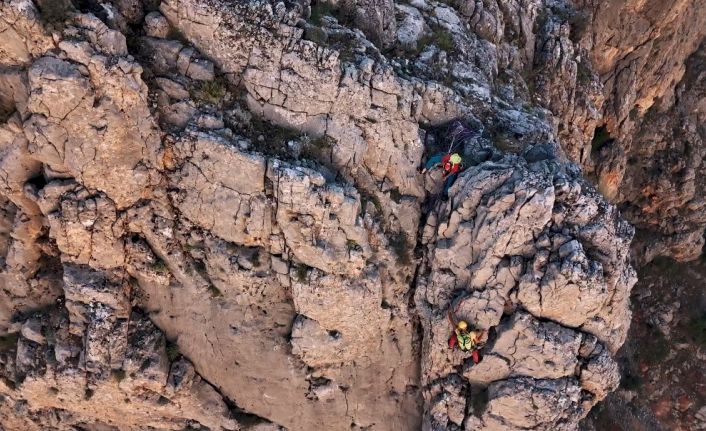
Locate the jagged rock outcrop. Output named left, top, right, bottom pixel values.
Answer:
left=567, top=0, right=706, bottom=261
left=0, top=306, right=241, bottom=431
left=2, top=0, right=700, bottom=429
left=616, top=41, right=706, bottom=263
left=339, top=0, right=397, bottom=49
left=416, top=143, right=631, bottom=429
left=23, top=14, right=162, bottom=209
left=0, top=0, right=61, bottom=333
left=122, top=126, right=421, bottom=430
left=580, top=0, right=706, bottom=138
left=0, top=6, right=256, bottom=428
left=0, top=0, right=54, bottom=68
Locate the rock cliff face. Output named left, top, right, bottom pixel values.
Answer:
left=416, top=144, right=634, bottom=430
left=0, top=0, right=702, bottom=430
left=571, top=0, right=706, bottom=262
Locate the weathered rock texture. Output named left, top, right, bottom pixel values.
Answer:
left=616, top=40, right=706, bottom=264
left=0, top=0, right=701, bottom=430
left=566, top=0, right=706, bottom=262
left=416, top=143, right=633, bottom=430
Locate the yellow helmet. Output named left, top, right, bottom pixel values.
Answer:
left=457, top=321, right=468, bottom=330
left=449, top=153, right=462, bottom=164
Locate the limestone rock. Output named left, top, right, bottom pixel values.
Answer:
left=416, top=146, right=635, bottom=429
left=144, top=11, right=170, bottom=38
left=42, top=185, right=126, bottom=270
left=0, top=0, right=55, bottom=66
left=23, top=17, right=160, bottom=209
left=464, top=312, right=582, bottom=385
left=344, top=0, right=397, bottom=49
left=0, top=0, right=688, bottom=430
left=470, top=377, right=584, bottom=430
left=20, top=318, right=44, bottom=344
left=396, top=4, right=427, bottom=50
left=0, top=307, right=240, bottom=431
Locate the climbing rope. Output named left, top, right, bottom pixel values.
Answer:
left=445, top=120, right=480, bottom=154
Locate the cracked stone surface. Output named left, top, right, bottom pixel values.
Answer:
left=416, top=144, right=630, bottom=429
left=570, top=0, right=706, bottom=262
left=0, top=0, right=702, bottom=430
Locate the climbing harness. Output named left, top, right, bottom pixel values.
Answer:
left=447, top=298, right=485, bottom=364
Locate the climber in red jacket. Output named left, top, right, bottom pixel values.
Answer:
left=422, top=152, right=463, bottom=178
left=447, top=309, right=485, bottom=364
left=422, top=153, right=464, bottom=197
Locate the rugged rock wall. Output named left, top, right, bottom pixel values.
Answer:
left=416, top=143, right=634, bottom=429
left=569, top=0, right=706, bottom=262
left=0, top=0, right=701, bottom=430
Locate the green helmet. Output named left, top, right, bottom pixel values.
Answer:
left=450, top=153, right=462, bottom=164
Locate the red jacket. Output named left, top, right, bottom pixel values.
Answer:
left=441, top=154, right=461, bottom=174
